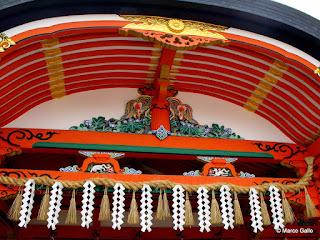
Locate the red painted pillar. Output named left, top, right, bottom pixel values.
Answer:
left=150, top=81, right=171, bottom=131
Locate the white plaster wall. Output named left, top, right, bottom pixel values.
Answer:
left=3, top=88, right=294, bottom=143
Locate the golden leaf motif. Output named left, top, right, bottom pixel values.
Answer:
left=0, top=33, right=15, bottom=52
left=121, top=15, right=228, bottom=39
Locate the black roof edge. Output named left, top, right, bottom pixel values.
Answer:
left=0, top=0, right=319, bottom=61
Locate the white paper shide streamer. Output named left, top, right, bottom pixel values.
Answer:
left=19, top=179, right=35, bottom=228
left=172, top=185, right=185, bottom=231
left=47, top=182, right=64, bottom=230
left=81, top=180, right=96, bottom=228
left=197, top=186, right=211, bottom=232
left=220, top=185, right=234, bottom=230
left=269, top=185, right=284, bottom=230
left=249, top=188, right=264, bottom=233
left=112, top=183, right=125, bottom=230
left=140, top=184, right=153, bottom=232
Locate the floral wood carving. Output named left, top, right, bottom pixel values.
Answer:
left=70, top=95, right=153, bottom=134
left=119, top=16, right=230, bottom=50
left=168, top=97, right=243, bottom=139
left=119, top=29, right=229, bottom=50
left=70, top=94, right=243, bottom=140
left=0, top=33, right=15, bottom=52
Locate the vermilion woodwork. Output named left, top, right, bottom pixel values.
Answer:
left=0, top=128, right=308, bottom=160
left=78, top=154, right=121, bottom=173
left=200, top=158, right=237, bottom=177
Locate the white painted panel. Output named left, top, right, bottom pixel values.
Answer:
left=3, top=88, right=294, bottom=143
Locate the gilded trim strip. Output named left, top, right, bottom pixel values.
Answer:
left=41, top=38, right=66, bottom=99
left=244, top=59, right=288, bottom=113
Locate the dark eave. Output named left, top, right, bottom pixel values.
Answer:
left=0, top=0, right=319, bottom=60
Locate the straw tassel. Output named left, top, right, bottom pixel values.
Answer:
left=184, top=192, right=194, bottom=226
left=65, top=189, right=77, bottom=224
left=7, top=188, right=23, bottom=221
left=281, top=191, right=295, bottom=225
left=210, top=191, right=222, bottom=224
left=37, top=186, right=50, bottom=221
left=99, top=187, right=110, bottom=221
left=163, top=190, right=171, bottom=218
left=259, top=192, right=271, bottom=226
left=127, top=191, right=139, bottom=224
left=156, top=189, right=164, bottom=220
left=233, top=192, right=244, bottom=225
left=304, top=187, right=319, bottom=218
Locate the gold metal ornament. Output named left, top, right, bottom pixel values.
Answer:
left=121, top=15, right=228, bottom=39
left=168, top=19, right=185, bottom=33
left=315, top=67, right=320, bottom=77
left=0, top=33, right=15, bottom=52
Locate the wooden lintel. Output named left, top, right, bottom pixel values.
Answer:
left=0, top=128, right=308, bottom=161
left=307, top=137, right=320, bottom=158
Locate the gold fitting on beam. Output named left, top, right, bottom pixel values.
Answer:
left=310, top=133, right=320, bottom=141
left=174, top=52, right=184, bottom=58
left=168, top=74, right=176, bottom=80
left=269, top=67, right=284, bottom=78
left=160, top=64, right=171, bottom=79
left=170, top=67, right=179, bottom=73
left=45, top=56, right=62, bottom=65
left=250, top=93, right=264, bottom=103
left=50, top=84, right=65, bottom=92
left=148, top=66, right=157, bottom=71
left=0, top=33, right=15, bottom=52
left=151, top=50, right=161, bottom=56
left=41, top=38, right=60, bottom=48
left=51, top=90, right=66, bottom=99
left=243, top=104, right=256, bottom=113
left=147, top=72, right=156, bottom=78
left=47, top=64, right=64, bottom=73
left=43, top=48, right=61, bottom=57
left=246, top=99, right=260, bottom=109
left=254, top=88, right=268, bottom=98
left=49, top=78, right=65, bottom=86
left=49, top=72, right=65, bottom=81
left=258, top=81, right=273, bottom=91
left=172, top=59, right=182, bottom=66
left=150, top=58, right=159, bottom=64
left=263, top=74, right=278, bottom=85
left=273, top=60, right=289, bottom=71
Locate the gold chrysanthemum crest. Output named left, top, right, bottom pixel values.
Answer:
left=168, top=19, right=185, bottom=33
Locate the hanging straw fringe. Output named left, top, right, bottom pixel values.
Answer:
left=127, top=191, right=139, bottom=224
left=65, top=189, right=77, bottom=224
left=259, top=192, right=271, bottom=226
left=99, top=187, right=110, bottom=221
left=7, top=188, right=23, bottom=221
left=184, top=192, right=194, bottom=226
left=37, top=186, right=50, bottom=221
left=281, top=191, right=295, bottom=225
left=163, top=190, right=171, bottom=218
left=156, top=189, right=164, bottom=220
left=210, top=191, right=222, bottom=225
left=233, top=192, right=244, bottom=225
left=304, top=187, right=319, bottom=218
